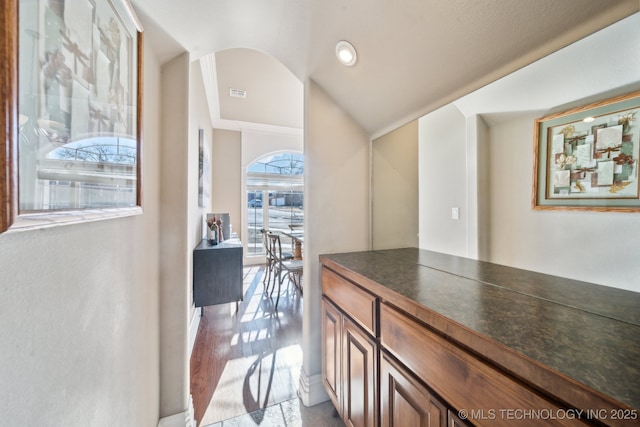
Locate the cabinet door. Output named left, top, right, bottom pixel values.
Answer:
left=193, top=244, right=243, bottom=306
left=381, top=352, right=447, bottom=427
left=322, top=298, right=342, bottom=412
left=343, top=316, right=377, bottom=427
left=448, top=410, right=473, bottom=427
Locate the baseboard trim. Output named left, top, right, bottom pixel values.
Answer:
left=158, top=396, right=196, bottom=427
left=297, top=367, right=329, bottom=407
left=189, top=305, right=201, bottom=358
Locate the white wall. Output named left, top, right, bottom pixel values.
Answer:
left=158, top=53, right=214, bottom=421
left=300, top=79, right=370, bottom=405
left=189, top=58, right=215, bottom=297
left=242, top=131, right=303, bottom=167
left=159, top=52, right=191, bottom=419
left=0, top=37, right=162, bottom=426
left=477, top=14, right=640, bottom=292
left=211, top=128, right=242, bottom=241
left=418, top=103, right=469, bottom=257
left=372, top=120, right=419, bottom=250
left=488, top=115, right=640, bottom=291
left=473, top=116, right=490, bottom=261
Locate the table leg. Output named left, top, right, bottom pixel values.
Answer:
left=293, top=240, right=302, bottom=260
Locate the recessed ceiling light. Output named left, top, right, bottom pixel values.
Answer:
left=336, top=40, right=357, bottom=67
left=583, top=116, right=595, bottom=123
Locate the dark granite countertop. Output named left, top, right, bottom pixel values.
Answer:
left=320, top=248, right=640, bottom=411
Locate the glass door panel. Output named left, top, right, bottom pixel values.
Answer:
left=267, top=190, right=303, bottom=254
left=247, top=190, right=264, bottom=256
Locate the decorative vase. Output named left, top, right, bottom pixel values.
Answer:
left=207, top=227, right=218, bottom=245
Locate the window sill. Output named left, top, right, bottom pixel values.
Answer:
left=5, top=207, right=143, bottom=233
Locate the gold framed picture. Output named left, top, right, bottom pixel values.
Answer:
left=533, top=91, right=640, bottom=212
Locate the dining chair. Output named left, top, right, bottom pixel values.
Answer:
left=261, top=229, right=274, bottom=289
left=267, top=232, right=303, bottom=309
left=261, top=229, right=294, bottom=293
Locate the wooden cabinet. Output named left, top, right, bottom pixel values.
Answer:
left=321, top=265, right=501, bottom=426
left=322, top=266, right=449, bottom=427
left=379, top=303, right=587, bottom=426
left=322, top=297, right=377, bottom=427
left=321, top=248, right=640, bottom=427
left=320, top=261, right=600, bottom=427
left=381, top=351, right=447, bottom=427
left=322, top=266, right=378, bottom=427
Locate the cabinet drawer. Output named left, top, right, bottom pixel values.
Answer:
left=380, top=303, right=588, bottom=427
left=322, top=266, right=377, bottom=336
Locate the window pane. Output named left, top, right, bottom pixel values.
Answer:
left=267, top=191, right=303, bottom=254
left=247, top=190, right=264, bottom=256
left=18, top=1, right=140, bottom=212
left=247, top=153, right=303, bottom=175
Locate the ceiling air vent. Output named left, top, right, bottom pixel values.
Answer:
left=229, top=88, right=247, bottom=98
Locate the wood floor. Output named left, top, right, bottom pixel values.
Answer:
left=190, top=266, right=304, bottom=426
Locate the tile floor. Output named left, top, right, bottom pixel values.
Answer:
left=202, top=397, right=344, bottom=427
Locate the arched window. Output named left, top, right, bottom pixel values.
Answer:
left=246, top=152, right=304, bottom=257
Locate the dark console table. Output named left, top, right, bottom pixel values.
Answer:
left=193, top=238, right=243, bottom=310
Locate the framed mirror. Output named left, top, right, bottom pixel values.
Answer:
left=1, top=0, right=143, bottom=234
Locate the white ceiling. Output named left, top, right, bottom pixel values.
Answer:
left=454, top=12, right=640, bottom=126
left=131, top=0, right=639, bottom=138
left=214, top=49, right=304, bottom=130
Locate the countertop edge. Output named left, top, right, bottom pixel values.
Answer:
left=319, top=254, right=635, bottom=416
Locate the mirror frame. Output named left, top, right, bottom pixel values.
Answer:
left=1, top=0, right=18, bottom=233
left=533, top=90, right=640, bottom=212
left=1, top=0, right=143, bottom=234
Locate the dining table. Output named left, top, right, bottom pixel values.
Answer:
left=281, top=230, right=304, bottom=260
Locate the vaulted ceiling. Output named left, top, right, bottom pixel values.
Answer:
left=131, top=0, right=639, bottom=138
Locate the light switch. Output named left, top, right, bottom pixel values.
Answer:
left=451, top=207, right=459, bottom=220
